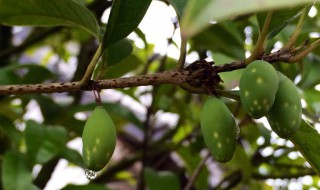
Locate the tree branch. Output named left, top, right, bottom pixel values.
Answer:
left=0, top=70, right=188, bottom=95
left=283, top=7, right=307, bottom=50
left=214, top=48, right=292, bottom=73
left=289, top=38, right=320, bottom=63
left=245, top=11, right=273, bottom=64
left=177, top=36, right=187, bottom=69
left=33, top=157, right=59, bottom=189
left=0, top=49, right=294, bottom=95
left=80, top=44, right=102, bottom=86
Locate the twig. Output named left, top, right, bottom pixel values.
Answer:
left=215, top=90, right=240, bottom=101
left=183, top=152, right=211, bottom=190
left=137, top=98, right=154, bottom=190
left=289, top=39, right=320, bottom=62
left=213, top=169, right=242, bottom=190
left=214, top=49, right=292, bottom=73
left=33, top=157, right=60, bottom=189
left=245, top=11, right=273, bottom=64
left=0, top=49, right=295, bottom=95
left=80, top=44, right=103, bottom=86
left=177, top=36, right=187, bottom=69
left=140, top=53, right=161, bottom=75
left=283, top=8, right=307, bottom=50
left=0, top=69, right=188, bottom=95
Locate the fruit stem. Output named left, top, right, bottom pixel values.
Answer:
left=216, top=90, right=240, bottom=101
left=245, top=11, right=273, bottom=64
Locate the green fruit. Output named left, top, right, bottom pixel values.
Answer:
left=82, top=106, right=116, bottom=171
left=240, top=60, right=279, bottom=118
left=267, top=72, right=302, bottom=138
left=200, top=98, right=237, bottom=162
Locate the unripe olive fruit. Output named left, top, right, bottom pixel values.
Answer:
left=267, top=72, right=302, bottom=138
left=200, top=98, right=237, bottom=162
left=82, top=106, right=117, bottom=171
left=240, top=60, right=279, bottom=118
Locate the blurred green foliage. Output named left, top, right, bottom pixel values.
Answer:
left=0, top=0, right=320, bottom=190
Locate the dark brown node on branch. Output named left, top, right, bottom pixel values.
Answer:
left=81, top=80, right=95, bottom=91
left=260, top=49, right=292, bottom=63
left=185, top=60, right=223, bottom=91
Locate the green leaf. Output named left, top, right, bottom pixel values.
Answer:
left=191, top=21, right=245, bottom=59
left=102, top=0, right=152, bottom=49
left=177, top=147, right=209, bottom=190
left=1, top=151, right=40, bottom=190
left=62, top=184, right=111, bottom=190
left=144, top=168, right=180, bottom=190
left=225, top=145, right=252, bottom=181
left=0, top=0, right=99, bottom=37
left=59, top=147, right=85, bottom=168
left=289, top=120, right=320, bottom=174
left=0, top=114, right=22, bottom=153
left=168, top=0, right=188, bottom=18
left=18, top=64, right=55, bottom=84
left=104, top=103, right=143, bottom=128
left=303, top=89, right=320, bottom=115
left=172, top=124, right=193, bottom=144
left=32, top=94, right=84, bottom=134
left=33, top=95, right=64, bottom=124
left=105, top=54, right=143, bottom=79
left=0, top=64, right=54, bottom=85
left=134, top=28, right=148, bottom=48
left=105, top=38, right=133, bottom=66
left=25, top=120, right=68, bottom=164
left=180, top=0, right=316, bottom=37
left=257, top=6, right=306, bottom=39
left=0, top=69, right=20, bottom=85
left=298, top=56, right=320, bottom=89
left=69, top=102, right=143, bottom=129
left=213, top=53, right=243, bottom=88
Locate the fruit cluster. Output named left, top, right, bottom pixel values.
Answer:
left=240, top=60, right=302, bottom=137
left=201, top=60, right=302, bottom=163
left=81, top=61, right=302, bottom=167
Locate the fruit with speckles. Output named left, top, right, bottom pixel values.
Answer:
left=82, top=106, right=116, bottom=171
left=267, top=72, right=302, bottom=138
left=240, top=60, right=279, bottom=119
left=200, top=98, right=237, bottom=162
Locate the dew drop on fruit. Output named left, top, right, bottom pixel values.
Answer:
left=85, top=169, right=97, bottom=180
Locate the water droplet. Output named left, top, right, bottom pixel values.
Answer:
left=85, top=169, right=97, bottom=180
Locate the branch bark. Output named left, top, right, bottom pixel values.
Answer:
left=0, top=49, right=294, bottom=95
left=0, top=70, right=188, bottom=95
